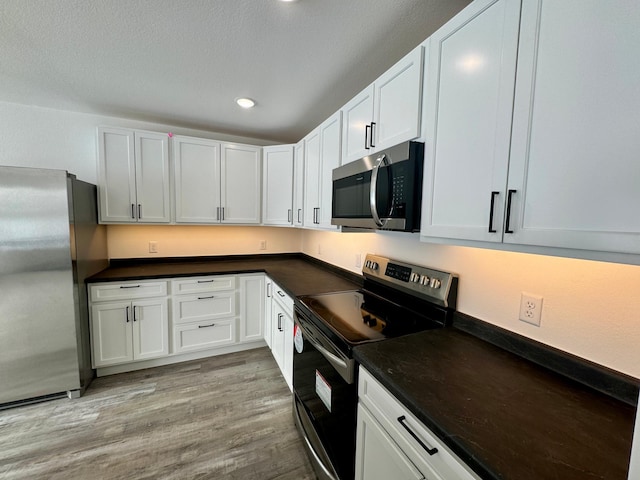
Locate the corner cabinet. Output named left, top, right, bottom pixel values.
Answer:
left=303, top=111, right=342, bottom=230
left=173, top=137, right=262, bottom=224
left=262, top=145, right=294, bottom=226
left=356, top=368, right=480, bottom=480
left=421, top=0, right=640, bottom=256
left=97, top=127, right=171, bottom=223
left=89, top=281, right=169, bottom=367
left=342, top=45, right=424, bottom=164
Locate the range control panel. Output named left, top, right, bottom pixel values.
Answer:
left=363, top=254, right=458, bottom=308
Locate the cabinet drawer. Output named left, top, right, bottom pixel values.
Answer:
left=172, top=292, right=236, bottom=324
left=272, top=284, right=293, bottom=317
left=358, top=368, right=480, bottom=480
left=171, top=275, right=236, bottom=295
left=89, top=281, right=168, bottom=302
left=172, top=319, right=236, bottom=353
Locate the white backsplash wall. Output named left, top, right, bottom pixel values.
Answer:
left=0, top=101, right=276, bottom=184
left=107, top=225, right=303, bottom=259
left=302, top=229, right=640, bottom=379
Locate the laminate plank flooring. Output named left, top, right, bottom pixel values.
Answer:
left=0, top=348, right=317, bottom=480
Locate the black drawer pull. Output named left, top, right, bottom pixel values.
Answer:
left=277, top=291, right=286, bottom=297
left=488, top=191, right=499, bottom=233
left=197, top=279, right=214, bottom=283
left=120, top=285, right=141, bottom=289
left=505, top=189, right=517, bottom=234
left=197, top=296, right=214, bottom=300
left=198, top=323, right=216, bottom=329
left=397, top=416, right=438, bottom=456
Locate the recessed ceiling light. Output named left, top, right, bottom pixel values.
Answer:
left=236, top=97, right=255, bottom=109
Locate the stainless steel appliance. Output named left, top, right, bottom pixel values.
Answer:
left=0, top=166, right=108, bottom=407
left=331, top=141, right=424, bottom=232
left=293, top=254, right=458, bottom=480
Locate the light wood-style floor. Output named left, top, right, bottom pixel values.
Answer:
left=0, top=348, right=316, bottom=480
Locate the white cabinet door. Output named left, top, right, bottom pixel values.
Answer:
left=271, top=301, right=286, bottom=372
left=262, top=145, right=294, bottom=226
left=98, top=127, right=136, bottom=223
left=342, top=85, right=375, bottom=163
left=420, top=0, right=521, bottom=242
left=355, top=404, right=425, bottom=480
left=173, top=136, right=221, bottom=223
left=239, top=275, right=265, bottom=343
left=134, top=131, right=170, bottom=223
left=132, top=298, right=169, bottom=361
left=91, top=302, right=134, bottom=367
left=373, top=45, right=424, bottom=151
left=303, top=127, right=321, bottom=228
left=293, top=140, right=305, bottom=227
left=317, top=111, right=342, bottom=229
left=97, top=127, right=170, bottom=223
left=221, top=143, right=261, bottom=224
left=505, top=0, right=640, bottom=254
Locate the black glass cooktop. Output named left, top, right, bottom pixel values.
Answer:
left=298, top=287, right=446, bottom=346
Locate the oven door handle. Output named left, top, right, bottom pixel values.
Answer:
left=370, top=153, right=390, bottom=228
left=309, top=336, right=348, bottom=371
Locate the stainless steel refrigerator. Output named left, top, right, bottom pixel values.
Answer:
left=0, top=166, right=108, bottom=407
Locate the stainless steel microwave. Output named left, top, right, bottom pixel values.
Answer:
left=331, top=141, right=424, bottom=232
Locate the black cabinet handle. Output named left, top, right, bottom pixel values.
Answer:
left=488, top=191, right=499, bottom=233
left=125, top=306, right=130, bottom=323
left=288, top=209, right=292, bottom=223
left=198, top=323, right=216, bottom=329
left=397, top=416, right=438, bottom=456
left=138, top=204, right=141, bottom=219
left=197, top=279, right=214, bottom=283
left=197, top=295, right=214, bottom=300
left=131, top=204, right=136, bottom=219
left=297, top=208, right=302, bottom=224
left=133, top=305, right=138, bottom=322
left=505, top=189, right=517, bottom=234
left=120, top=285, right=141, bottom=289
left=369, top=122, right=376, bottom=148
left=365, top=124, right=371, bottom=150
left=277, top=290, right=286, bottom=298
left=277, top=313, right=283, bottom=332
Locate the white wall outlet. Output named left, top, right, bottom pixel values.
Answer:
left=519, top=293, right=543, bottom=326
left=355, top=253, right=362, bottom=268
left=149, top=241, right=158, bottom=254
left=259, top=240, right=267, bottom=250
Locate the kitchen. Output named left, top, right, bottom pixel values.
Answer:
left=1, top=0, right=639, bottom=479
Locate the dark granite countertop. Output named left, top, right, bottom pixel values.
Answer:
left=87, top=254, right=362, bottom=298
left=354, top=326, right=637, bottom=480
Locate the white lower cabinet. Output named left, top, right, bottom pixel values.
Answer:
left=89, top=274, right=268, bottom=375
left=266, top=282, right=294, bottom=391
left=356, top=368, right=480, bottom=480
left=89, top=281, right=169, bottom=368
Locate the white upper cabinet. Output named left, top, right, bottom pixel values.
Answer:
left=505, top=0, right=640, bottom=254
left=303, top=111, right=342, bottom=230
left=173, top=136, right=221, bottom=223
left=98, top=127, right=171, bottom=223
left=221, top=143, right=262, bottom=224
left=420, top=0, right=521, bottom=243
left=342, top=45, right=424, bottom=164
left=293, top=140, right=305, bottom=227
left=173, top=138, right=261, bottom=224
left=421, top=0, right=640, bottom=257
left=262, top=145, right=294, bottom=226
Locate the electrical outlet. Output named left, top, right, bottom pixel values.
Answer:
left=519, top=293, right=543, bottom=326
left=259, top=240, right=267, bottom=250
left=149, top=241, right=158, bottom=254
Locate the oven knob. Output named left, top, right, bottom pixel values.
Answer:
left=410, top=272, right=420, bottom=283
left=371, top=262, right=379, bottom=271
left=430, top=278, right=441, bottom=289
left=420, top=275, right=430, bottom=286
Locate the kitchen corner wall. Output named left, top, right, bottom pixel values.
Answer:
left=301, top=229, right=640, bottom=379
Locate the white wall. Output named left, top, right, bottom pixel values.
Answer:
left=302, top=229, right=640, bottom=379
left=0, top=101, right=276, bottom=184
left=107, top=225, right=302, bottom=259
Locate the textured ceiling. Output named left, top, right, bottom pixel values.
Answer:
left=0, top=0, right=470, bottom=143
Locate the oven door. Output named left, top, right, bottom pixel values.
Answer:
left=293, top=308, right=357, bottom=480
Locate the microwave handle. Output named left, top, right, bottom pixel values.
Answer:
left=369, top=154, right=389, bottom=227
